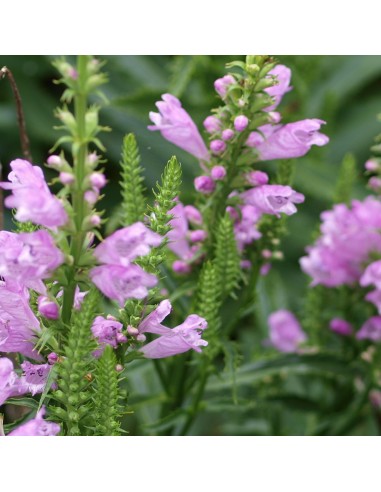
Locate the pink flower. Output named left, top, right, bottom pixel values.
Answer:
left=0, top=159, right=68, bottom=228
left=91, top=315, right=126, bottom=356
left=356, top=317, right=381, bottom=342
left=0, top=357, right=25, bottom=406
left=268, top=309, right=306, bottom=352
left=20, top=361, right=52, bottom=395
left=8, top=407, right=60, bottom=436
left=329, top=318, right=353, bottom=336
left=93, top=222, right=162, bottom=267
left=233, top=205, right=262, bottom=251
left=167, top=202, right=193, bottom=260
left=0, top=281, right=41, bottom=359
left=300, top=197, right=381, bottom=287
left=0, top=230, right=64, bottom=294
left=242, top=184, right=304, bottom=217
left=148, top=94, right=209, bottom=161
left=90, top=264, right=158, bottom=307
left=264, top=65, right=292, bottom=111
left=139, top=301, right=208, bottom=359
left=247, top=119, right=329, bottom=161
left=184, top=205, right=203, bottom=225
left=360, top=260, right=381, bottom=289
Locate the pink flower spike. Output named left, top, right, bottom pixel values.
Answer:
left=148, top=94, right=209, bottom=162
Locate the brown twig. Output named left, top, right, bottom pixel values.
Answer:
left=0, top=66, right=32, bottom=161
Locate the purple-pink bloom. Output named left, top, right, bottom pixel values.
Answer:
left=93, top=222, right=162, bottom=267
left=360, top=260, right=381, bottom=289
left=233, top=205, right=262, bottom=251
left=91, top=315, right=126, bottom=356
left=300, top=197, right=381, bottom=287
left=247, top=119, right=329, bottom=161
left=8, top=407, right=60, bottom=436
left=242, top=184, right=305, bottom=217
left=268, top=309, right=307, bottom=352
left=264, top=65, right=292, bottom=111
left=0, top=357, right=25, bottom=406
left=140, top=310, right=208, bottom=359
left=194, top=176, right=216, bottom=194
left=329, top=318, right=353, bottom=336
left=167, top=202, right=194, bottom=261
left=0, top=230, right=64, bottom=294
left=138, top=299, right=173, bottom=335
left=0, top=159, right=68, bottom=228
left=90, top=264, right=158, bottom=307
left=0, top=281, right=41, bottom=359
left=356, top=317, right=381, bottom=342
left=184, top=205, right=203, bottom=225
left=222, top=129, right=235, bottom=141
left=20, top=361, right=52, bottom=395
left=148, top=94, right=209, bottom=161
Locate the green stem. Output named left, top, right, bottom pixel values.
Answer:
left=62, top=55, right=89, bottom=325
left=179, top=361, right=209, bottom=435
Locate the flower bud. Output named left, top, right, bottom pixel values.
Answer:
left=240, top=260, right=251, bottom=269
left=203, top=115, right=221, bottom=133
left=260, top=263, right=271, bottom=276
left=222, top=129, right=235, bottom=141
left=84, top=190, right=99, bottom=205
left=189, top=230, right=207, bottom=242
left=368, top=176, right=381, bottom=191
left=59, top=172, right=75, bottom=185
left=89, top=214, right=101, bottom=226
left=211, top=165, right=227, bottom=181
left=194, top=176, right=215, bottom=194
left=246, top=170, right=269, bottom=186
left=90, top=172, right=107, bottom=190
left=127, top=325, right=139, bottom=336
left=136, top=334, right=146, bottom=342
left=172, top=260, right=191, bottom=274
left=115, top=364, right=124, bottom=373
left=365, top=159, right=380, bottom=172
left=214, top=75, right=235, bottom=97
left=48, top=352, right=59, bottom=365
left=116, top=333, right=127, bottom=343
left=46, top=155, right=63, bottom=168
left=210, top=139, right=226, bottom=155
left=261, top=249, right=272, bottom=259
left=38, top=296, right=59, bottom=320
left=87, top=153, right=99, bottom=166
left=234, top=115, right=249, bottom=132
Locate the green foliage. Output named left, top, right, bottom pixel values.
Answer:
left=94, top=345, right=122, bottom=436
left=50, top=289, right=100, bottom=436
left=276, top=160, right=296, bottom=186
left=120, top=133, right=146, bottom=226
left=333, top=153, right=357, bottom=204
left=195, top=261, right=222, bottom=358
left=214, top=213, right=241, bottom=299
left=149, top=155, right=182, bottom=235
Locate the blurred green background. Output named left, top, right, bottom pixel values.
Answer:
left=1, top=56, right=381, bottom=434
